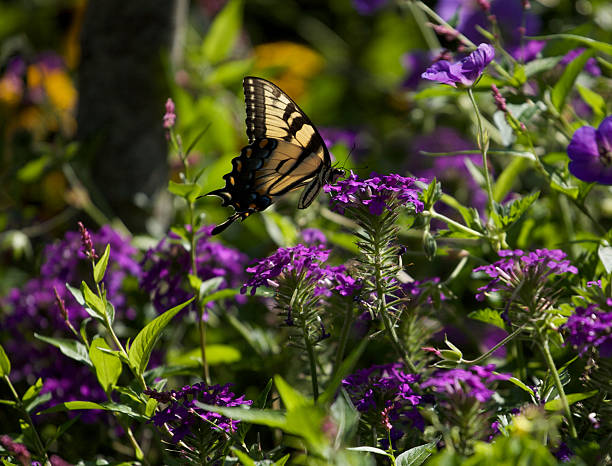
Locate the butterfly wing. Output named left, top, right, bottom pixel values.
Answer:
left=207, top=77, right=334, bottom=234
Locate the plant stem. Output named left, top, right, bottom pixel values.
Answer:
left=334, top=300, right=355, bottom=373
left=537, top=333, right=578, bottom=438
left=371, top=219, right=417, bottom=373
left=4, top=375, right=49, bottom=462
left=461, top=325, right=525, bottom=364
left=303, top=317, right=319, bottom=401
left=467, top=88, right=495, bottom=218
left=427, top=210, right=485, bottom=238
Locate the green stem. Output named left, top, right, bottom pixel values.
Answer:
left=303, top=317, right=319, bottom=401
left=467, top=88, right=495, bottom=218
left=4, top=375, right=49, bottom=462
left=537, top=333, right=577, bottom=438
left=334, top=300, right=355, bottom=373
left=460, top=325, right=525, bottom=364
left=427, top=210, right=485, bottom=238
left=372, top=220, right=417, bottom=373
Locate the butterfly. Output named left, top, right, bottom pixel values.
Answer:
left=206, top=76, right=344, bottom=235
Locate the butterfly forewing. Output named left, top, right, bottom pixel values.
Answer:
left=206, top=77, right=337, bottom=234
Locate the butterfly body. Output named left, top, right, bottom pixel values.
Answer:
left=207, top=77, right=343, bottom=235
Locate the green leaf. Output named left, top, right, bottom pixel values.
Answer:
left=194, top=402, right=286, bottom=429
left=89, top=338, right=122, bottom=393
left=22, top=378, right=43, bottom=404
left=201, top=0, right=244, bottom=64
left=273, top=454, right=291, bottom=466
left=576, top=84, right=606, bottom=120
left=41, top=401, right=148, bottom=420
left=0, top=343, right=10, bottom=377
left=551, top=49, right=594, bottom=111
left=34, top=334, right=92, bottom=367
left=598, top=245, right=612, bottom=274
left=319, top=338, right=368, bottom=405
left=347, top=446, right=391, bottom=456
left=493, top=157, right=528, bottom=202
left=545, top=390, right=598, bottom=411
left=17, top=155, right=50, bottom=182
left=66, top=283, right=85, bottom=306
left=201, top=288, right=241, bottom=306
left=329, top=389, right=360, bottom=446
left=275, top=375, right=310, bottom=410
left=396, top=439, right=438, bottom=466
left=93, top=244, right=110, bottom=284
left=493, top=192, right=539, bottom=229
left=199, top=276, right=224, bottom=298
left=468, top=309, right=507, bottom=331
left=231, top=449, right=257, bottom=466
left=128, top=297, right=194, bottom=376
left=524, top=56, right=563, bottom=77
left=168, top=344, right=241, bottom=366
left=528, top=34, right=612, bottom=56
left=167, top=181, right=201, bottom=204
left=507, top=376, right=535, bottom=396
left=81, top=281, right=105, bottom=317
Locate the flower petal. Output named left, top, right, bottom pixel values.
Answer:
left=567, top=125, right=599, bottom=161
left=596, top=115, right=612, bottom=154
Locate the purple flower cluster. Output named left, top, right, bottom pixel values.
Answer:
left=342, top=363, right=424, bottom=444
left=145, top=382, right=252, bottom=443
left=563, top=305, right=612, bottom=357
left=421, top=364, right=510, bottom=403
left=352, top=0, right=388, bottom=15
left=421, top=44, right=495, bottom=88
left=473, top=249, right=577, bottom=302
left=241, top=244, right=361, bottom=298
left=163, top=98, right=176, bottom=129
left=300, top=228, right=327, bottom=245
left=140, top=226, right=248, bottom=313
left=567, top=116, right=612, bottom=185
left=324, top=171, right=424, bottom=216
left=2, top=225, right=140, bottom=418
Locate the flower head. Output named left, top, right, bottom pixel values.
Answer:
left=300, top=228, right=327, bottom=245
left=163, top=97, right=176, bottom=129
left=563, top=305, right=612, bottom=357
left=343, top=363, right=423, bottom=445
left=78, top=221, right=97, bottom=260
left=421, top=44, right=494, bottom=88
left=145, top=383, right=252, bottom=443
left=421, top=364, right=510, bottom=403
left=567, top=116, right=612, bottom=185
left=140, top=226, right=248, bottom=313
left=324, top=171, right=423, bottom=216
left=474, top=249, right=577, bottom=302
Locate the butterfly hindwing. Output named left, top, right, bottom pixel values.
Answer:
left=207, top=77, right=339, bottom=234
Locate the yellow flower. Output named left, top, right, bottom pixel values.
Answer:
left=44, top=70, right=77, bottom=111
left=253, top=42, right=324, bottom=99
left=0, top=75, right=22, bottom=105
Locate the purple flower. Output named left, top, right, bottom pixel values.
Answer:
left=352, top=0, right=388, bottom=15
left=421, top=364, right=510, bottom=403
left=473, top=249, right=577, bottom=302
left=421, top=44, right=495, bottom=88
left=241, top=244, right=359, bottom=298
left=560, top=48, right=601, bottom=76
left=567, top=116, right=612, bottom=185
left=300, top=228, right=327, bottom=245
left=342, top=363, right=424, bottom=445
left=1, top=226, right=139, bottom=420
left=324, top=171, right=423, bottom=216
left=553, top=442, right=574, bottom=462
left=145, top=382, right=252, bottom=443
left=163, top=97, right=176, bottom=129
left=140, top=226, right=248, bottom=313
left=563, top=305, right=612, bottom=357
left=241, top=244, right=330, bottom=296
left=0, top=435, right=31, bottom=466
